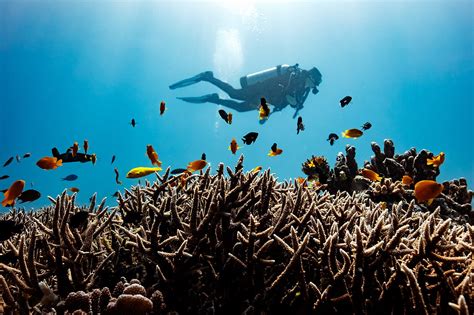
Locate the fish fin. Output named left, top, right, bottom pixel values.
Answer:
left=427, top=198, right=434, bottom=206
left=426, top=159, right=433, bottom=165
left=57, top=159, right=63, bottom=166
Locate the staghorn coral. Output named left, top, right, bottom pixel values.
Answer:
left=0, top=152, right=471, bottom=314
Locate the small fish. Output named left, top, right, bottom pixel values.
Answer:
left=296, top=177, right=307, bottom=187
left=3, top=157, right=14, bottom=167
left=0, top=220, right=24, bottom=241
left=62, top=174, right=78, bottom=181
left=0, top=189, right=6, bottom=193
left=259, top=97, right=270, bottom=120
left=111, top=191, right=120, bottom=198
left=36, top=157, right=63, bottom=170
left=69, top=187, right=80, bottom=193
left=229, top=138, right=240, bottom=154
left=0, top=175, right=9, bottom=180
left=114, top=168, right=122, bottom=185
left=15, top=155, right=21, bottom=163
left=327, top=133, right=339, bottom=145
left=297, top=116, right=305, bottom=134
left=201, top=153, right=206, bottom=160
left=340, top=96, right=352, bottom=108
left=179, top=171, right=191, bottom=188
left=23, top=153, right=31, bottom=158
left=71, top=142, right=79, bottom=158
left=251, top=166, right=262, bottom=174
left=268, top=143, right=283, bottom=157
left=126, top=167, right=162, bottom=178
left=402, top=175, right=413, bottom=186
left=1, top=180, right=25, bottom=207
left=146, top=145, right=162, bottom=167
left=341, top=129, right=363, bottom=139
left=111, top=155, right=116, bottom=164
left=91, top=154, right=97, bottom=165
left=69, top=211, right=89, bottom=229
left=227, top=112, right=233, bottom=124
left=414, top=180, right=443, bottom=205
left=360, top=168, right=382, bottom=181
left=18, top=189, right=41, bottom=203
left=218, top=109, right=229, bottom=124
left=427, top=152, right=445, bottom=168
left=160, top=101, right=166, bottom=115
left=84, top=140, right=89, bottom=154
left=361, top=122, right=372, bottom=131
left=130, top=118, right=137, bottom=127
left=171, top=168, right=187, bottom=175
left=123, top=211, right=143, bottom=225
left=186, top=160, right=207, bottom=172
left=242, top=132, right=258, bottom=145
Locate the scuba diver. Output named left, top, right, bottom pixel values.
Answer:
left=169, top=64, right=322, bottom=118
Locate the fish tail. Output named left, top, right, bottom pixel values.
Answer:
left=57, top=159, right=63, bottom=166
left=426, top=159, right=433, bottom=165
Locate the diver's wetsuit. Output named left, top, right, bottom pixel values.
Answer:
left=170, top=65, right=321, bottom=117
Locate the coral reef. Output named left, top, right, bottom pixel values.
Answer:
left=0, top=145, right=472, bottom=314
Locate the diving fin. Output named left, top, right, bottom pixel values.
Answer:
left=177, top=93, right=219, bottom=104
left=169, top=71, right=213, bottom=90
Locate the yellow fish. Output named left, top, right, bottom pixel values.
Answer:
left=427, top=152, right=445, bottom=168
left=341, top=129, right=363, bottom=139
left=126, top=167, right=162, bottom=178
left=251, top=166, right=262, bottom=174
left=414, top=180, right=443, bottom=205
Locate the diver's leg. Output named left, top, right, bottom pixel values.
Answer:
left=203, top=77, right=247, bottom=100
left=169, top=71, right=214, bottom=90
left=178, top=93, right=257, bottom=112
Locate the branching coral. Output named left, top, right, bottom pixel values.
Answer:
left=0, top=152, right=472, bottom=314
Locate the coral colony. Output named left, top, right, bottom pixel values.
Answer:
left=0, top=140, right=472, bottom=314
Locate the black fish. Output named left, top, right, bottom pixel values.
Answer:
left=18, top=189, right=41, bottom=203
left=23, top=153, right=31, bottom=158
left=52, top=147, right=93, bottom=163
left=271, top=143, right=278, bottom=153
left=111, top=155, right=116, bottom=164
left=201, top=153, right=206, bottom=160
left=3, top=157, right=13, bottom=167
left=0, top=189, right=7, bottom=193
left=171, top=168, right=187, bottom=175
left=242, top=132, right=259, bottom=145
left=123, top=211, right=143, bottom=225
left=62, top=174, right=78, bottom=181
left=111, top=191, right=120, bottom=198
left=327, top=133, right=339, bottom=146
left=297, top=116, right=305, bottom=134
left=69, top=211, right=89, bottom=229
left=114, top=168, right=122, bottom=185
left=130, top=118, right=136, bottom=127
left=0, top=175, right=9, bottom=180
left=340, top=96, right=352, bottom=108
left=218, top=109, right=229, bottom=123
left=0, top=220, right=23, bottom=241
left=260, top=97, right=270, bottom=111
left=362, top=122, right=372, bottom=131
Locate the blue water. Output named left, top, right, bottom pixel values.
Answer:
left=1, top=1, right=473, bottom=210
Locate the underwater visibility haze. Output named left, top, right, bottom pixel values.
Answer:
left=1, top=1, right=473, bottom=209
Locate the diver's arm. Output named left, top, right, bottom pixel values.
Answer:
left=292, top=88, right=310, bottom=118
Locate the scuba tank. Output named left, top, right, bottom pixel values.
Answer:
left=240, top=64, right=296, bottom=88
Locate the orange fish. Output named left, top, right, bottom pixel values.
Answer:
left=402, top=175, right=413, bottom=186
left=69, top=187, right=80, bottom=193
left=227, top=112, right=233, bottom=124
left=36, top=157, right=63, bottom=170
left=71, top=142, right=79, bottom=157
left=251, top=166, right=262, bottom=174
left=91, top=154, right=97, bottom=165
left=160, top=101, right=166, bottom=115
left=360, top=168, right=382, bottom=181
left=414, top=180, right=443, bottom=205
left=187, top=159, right=207, bottom=172
left=296, top=177, right=307, bottom=187
left=229, top=138, right=240, bottom=154
left=427, top=152, right=445, bottom=168
left=341, top=129, right=363, bottom=139
left=1, top=180, right=25, bottom=207
left=84, top=140, right=89, bottom=154
left=179, top=170, right=191, bottom=187
left=259, top=97, right=270, bottom=120
left=268, top=143, right=283, bottom=156
left=146, top=145, right=162, bottom=167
